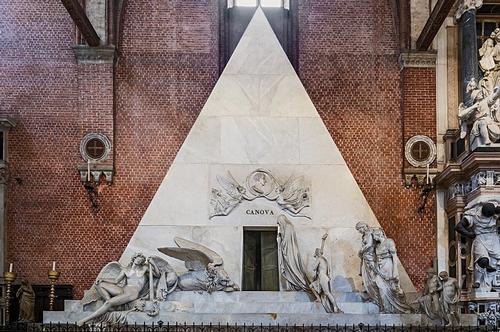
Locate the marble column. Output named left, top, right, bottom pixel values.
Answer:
left=459, top=9, right=479, bottom=107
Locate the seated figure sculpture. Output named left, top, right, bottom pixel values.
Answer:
left=455, top=200, right=500, bottom=291
left=459, top=85, right=500, bottom=148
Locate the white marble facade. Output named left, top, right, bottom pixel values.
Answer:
left=120, top=8, right=416, bottom=294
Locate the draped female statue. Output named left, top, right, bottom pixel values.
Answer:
left=372, top=228, right=412, bottom=314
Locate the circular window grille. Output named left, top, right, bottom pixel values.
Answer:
left=80, top=133, right=111, bottom=162
left=404, top=135, right=436, bottom=167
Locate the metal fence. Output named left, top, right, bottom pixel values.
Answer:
left=0, top=323, right=496, bottom=332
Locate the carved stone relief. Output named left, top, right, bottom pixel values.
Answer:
left=447, top=170, right=500, bottom=199
left=209, top=169, right=311, bottom=219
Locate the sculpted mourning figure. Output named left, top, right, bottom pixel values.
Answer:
left=16, top=279, right=35, bottom=322
left=459, top=85, right=500, bottom=147
left=310, top=233, right=341, bottom=313
left=372, top=228, right=412, bottom=314
left=416, top=270, right=460, bottom=326
left=355, top=222, right=379, bottom=305
left=455, top=200, right=500, bottom=291
left=416, top=268, right=444, bottom=322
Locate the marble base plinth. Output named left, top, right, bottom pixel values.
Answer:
left=43, top=291, right=478, bottom=326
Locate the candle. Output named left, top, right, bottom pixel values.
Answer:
left=87, top=160, right=91, bottom=181
left=52, top=261, right=56, bottom=271
left=426, top=163, right=430, bottom=184
left=9, top=263, right=12, bottom=273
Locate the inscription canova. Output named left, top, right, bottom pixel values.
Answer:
left=209, top=169, right=311, bottom=220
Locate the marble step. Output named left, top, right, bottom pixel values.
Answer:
left=165, top=291, right=363, bottom=303
left=62, top=298, right=379, bottom=315
left=159, top=301, right=379, bottom=315
left=44, top=311, right=430, bottom=326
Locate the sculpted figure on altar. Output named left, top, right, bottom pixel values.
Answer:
left=455, top=200, right=500, bottom=291
left=459, top=84, right=500, bottom=148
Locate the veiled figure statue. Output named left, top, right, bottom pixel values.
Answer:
left=16, top=279, right=35, bottom=322
left=158, top=237, right=239, bottom=293
left=277, top=214, right=309, bottom=291
left=355, top=222, right=379, bottom=305
left=78, top=253, right=172, bottom=326
left=372, top=229, right=412, bottom=314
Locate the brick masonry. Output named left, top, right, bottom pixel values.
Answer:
left=1, top=0, right=436, bottom=297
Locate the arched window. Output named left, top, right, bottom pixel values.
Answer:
left=219, top=0, right=298, bottom=73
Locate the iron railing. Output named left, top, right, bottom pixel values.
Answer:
left=0, top=323, right=496, bottom=332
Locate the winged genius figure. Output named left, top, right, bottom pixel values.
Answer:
left=158, top=237, right=239, bottom=293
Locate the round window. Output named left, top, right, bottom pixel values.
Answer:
left=85, top=138, right=106, bottom=160
left=404, top=135, right=436, bottom=167
left=80, top=133, right=111, bottom=162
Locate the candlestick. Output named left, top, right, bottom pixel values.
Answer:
left=48, top=270, right=61, bottom=311
left=52, top=261, right=56, bottom=271
left=3, top=271, right=17, bottom=324
left=8, top=263, right=12, bottom=273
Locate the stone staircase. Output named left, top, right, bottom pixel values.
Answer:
left=43, top=291, right=476, bottom=326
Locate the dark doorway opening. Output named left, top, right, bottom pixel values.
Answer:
left=242, top=228, right=279, bottom=291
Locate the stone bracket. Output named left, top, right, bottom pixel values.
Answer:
left=404, top=167, right=438, bottom=187
left=73, top=45, right=116, bottom=64
left=400, top=52, right=437, bottom=68
left=77, top=163, right=113, bottom=184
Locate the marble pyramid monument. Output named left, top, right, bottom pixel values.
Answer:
left=118, top=7, right=415, bottom=294
left=47, top=7, right=469, bottom=326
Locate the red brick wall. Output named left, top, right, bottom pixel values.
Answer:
left=298, top=0, right=437, bottom=289
left=1, top=0, right=219, bottom=297
left=1, top=0, right=436, bottom=297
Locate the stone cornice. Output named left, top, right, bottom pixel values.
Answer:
left=399, top=52, right=437, bottom=68
left=436, top=150, right=500, bottom=188
left=0, top=117, right=16, bottom=129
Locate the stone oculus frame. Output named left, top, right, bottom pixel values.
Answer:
left=120, top=8, right=416, bottom=293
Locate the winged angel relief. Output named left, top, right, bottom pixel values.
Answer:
left=210, top=169, right=311, bottom=219
left=78, top=237, right=238, bottom=325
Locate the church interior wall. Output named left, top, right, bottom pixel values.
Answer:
left=0, top=0, right=438, bottom=298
